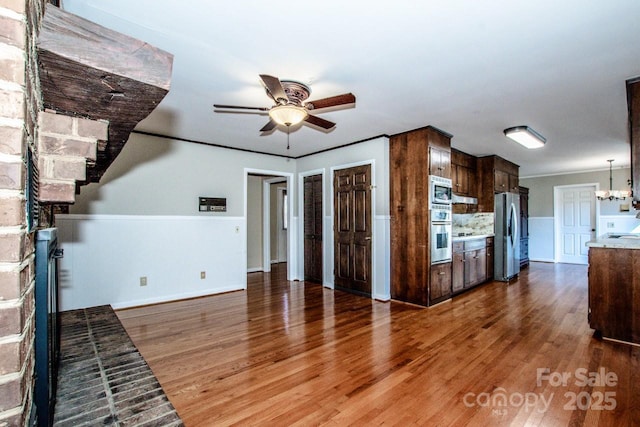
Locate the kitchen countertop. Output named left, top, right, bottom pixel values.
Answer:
left=586, top=233, right=640, bottom=249
left=452, top=234, right=494, bottom=242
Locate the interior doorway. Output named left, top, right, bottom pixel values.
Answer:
left=554, top=184, right=598, bottom=265
left=245, top=170, right=293, bottom=280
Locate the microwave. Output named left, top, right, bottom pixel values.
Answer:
left=430, top=175, right=452, bottom=206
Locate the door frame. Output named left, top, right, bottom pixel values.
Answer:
left=244, top=169, right=295, bottom=281
left=553, top=183, right=600, bottom=264
left=298, top=169, right=325, bottom=285
left=329, top=160, right=376, bottom=297
left=276, top=186, right=287, bottom=263
left=262, top=177, right=287, bottom=272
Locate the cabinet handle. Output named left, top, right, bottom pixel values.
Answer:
left=438, top=271, right=445, bottom=275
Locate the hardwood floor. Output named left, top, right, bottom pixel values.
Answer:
left=116, top=263, right=639, bottom=426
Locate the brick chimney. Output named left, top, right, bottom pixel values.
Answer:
left=0, top=0, right=103, bottom=424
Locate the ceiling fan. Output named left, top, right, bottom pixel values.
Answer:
left=213, top=74, right=356, bottom=132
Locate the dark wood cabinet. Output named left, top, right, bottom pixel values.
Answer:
left=486, top=236, right=494, bottom=280
left=451, top=163, right=470, bottom=195
left=588, top=247, right=640, bottom=345
left=494, top=170, right=519, bottom=193
left=477, top=155, right=520, bottom=212
left=465, top=248, right=486, bottom=288
left=451, top=149, right=477, bottom=214
left=494, top=169, right=509, bottom=193
left=452, top=238, right=490, bottom=294
left=519, top=186, right=529, bottom=268
left=429, top=146, right=451, bottom=178
left=452, top=242, right=465, bottom=293
left=430, top=262, right=452, bottom=304
left=390, top=126, right=452, bottom=306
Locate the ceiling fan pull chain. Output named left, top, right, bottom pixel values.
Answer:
left=286, top=125, right=290, bottom=150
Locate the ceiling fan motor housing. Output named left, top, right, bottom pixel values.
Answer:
left=279, top=80, right=311, bottom=106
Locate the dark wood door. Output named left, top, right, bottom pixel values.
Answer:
left=334, top=165, right=372, bottom=296
left=304, top=175, right=323, bottom=283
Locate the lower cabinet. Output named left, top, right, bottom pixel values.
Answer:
left=465, top=248, right=486, bottom=287
left=452, top=237, right=492, bottom=294
left=430, top=262, right=452, bottom=305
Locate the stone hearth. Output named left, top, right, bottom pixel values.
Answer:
left=53, top=306, right=182, bottom=426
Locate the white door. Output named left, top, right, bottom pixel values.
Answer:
left=556, top=186, right=596, bottom=264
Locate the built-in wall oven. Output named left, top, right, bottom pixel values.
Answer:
left=431, top=204, right=452, bottom=264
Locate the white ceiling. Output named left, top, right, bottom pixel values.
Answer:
left=61, top=0, right=640, bottom=177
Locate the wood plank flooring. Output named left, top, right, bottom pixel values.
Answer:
left=116, top=263, right=639, bottom=426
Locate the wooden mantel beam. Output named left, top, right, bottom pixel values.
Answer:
left=37, top=3, right=173, bottom=183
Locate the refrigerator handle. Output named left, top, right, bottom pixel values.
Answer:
left=510, top=202, right=518, bottom=246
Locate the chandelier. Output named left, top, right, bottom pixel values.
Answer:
left=594, top=159, right=632, bottom=200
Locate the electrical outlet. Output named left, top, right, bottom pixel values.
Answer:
left=140, top=276, right=147, bottom=286
left=200, top=271, right=206, bottom=279
left=607, top=222, right=615, bottom=228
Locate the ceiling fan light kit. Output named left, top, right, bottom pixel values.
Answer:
left=504, top=125, right=546, bottom=149
left=213, top=74, right=356, bottom=136
left=269, top=104, right=308, bottom=126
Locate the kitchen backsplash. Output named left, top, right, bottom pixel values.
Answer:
left=452, top=213, right=494, bottom=236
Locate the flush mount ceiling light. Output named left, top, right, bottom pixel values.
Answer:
left=504, top=126, right=546, bottom=149
left=595, top=159, right=632, bottom=200
left=268, top=104, right=308, bottom=127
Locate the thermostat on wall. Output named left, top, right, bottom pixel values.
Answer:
left=199, top=197, right=226, bottom=212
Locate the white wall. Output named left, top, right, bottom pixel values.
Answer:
left=59, top=134, right=296, bottom=309
left=57, top=215, right=245, bottom=310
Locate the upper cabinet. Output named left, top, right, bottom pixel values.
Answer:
left=477, top=155, right=520, bottom=212
left=451, top=149, right=476, bottom=196
left=628, top=78, right=640, bottom=210
left=429, top=146, right=451, bottom=178
left=451, top=148, right=477, bottom=214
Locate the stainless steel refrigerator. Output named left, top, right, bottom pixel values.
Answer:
left=494, top=192, right=520, bottom=281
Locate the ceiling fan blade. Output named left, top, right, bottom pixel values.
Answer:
left=306, top=93, right=356, bottom=110
left=305, top=114, right=336, bottom=130
left=259, top=74, right=288, bottom=104
left=213, top=104, right=269, bottom=111
left=260, top=120, right=277, bottom=132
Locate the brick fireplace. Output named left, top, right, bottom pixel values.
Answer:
left=0, top=0, right=172, bottom=424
